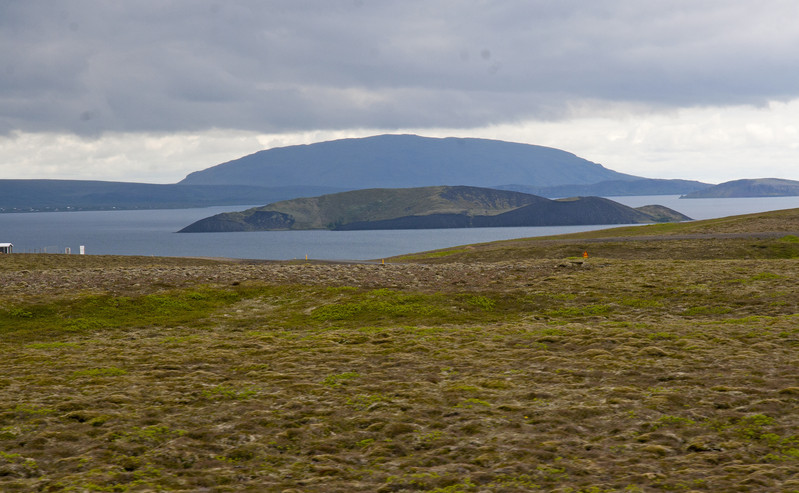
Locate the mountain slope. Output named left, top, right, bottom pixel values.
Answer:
left=681, top=178, right=799, bottom=198
left=179, top=186, right=691, bottom=233
left=179, top=134, right=639, bottom=189
left=0, top=180, right=344, bottom=212
left=501, top=178, right=710, bottom=198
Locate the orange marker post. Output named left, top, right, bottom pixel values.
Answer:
left=583, top=251, right=588, bottom=259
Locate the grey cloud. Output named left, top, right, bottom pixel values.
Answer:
left=3, top=0, right=799, bottom=136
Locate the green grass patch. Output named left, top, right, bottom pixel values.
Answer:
left=546, top=304, right=613, bottom=318
left=749, top=271, right=783, bottom=281
left=110, top=425, right=185, bottom=444
left=651, top=415, right=696, bottom=430
left=310, top=289, right=448, bottom=321
left=322, top=371, right=360, bottom=387
left=463, top=295, right=496, bottom=311
left=395, top=248, right=469, bottom=261
left=0, top=285, right=257, bottom=341
left=9, top=404, right=55, bottom=416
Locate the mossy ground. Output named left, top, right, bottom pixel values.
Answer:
left=2, top=212, right=799, bottom=491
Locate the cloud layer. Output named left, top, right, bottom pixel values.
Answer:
left=4, top=1, right=799, bottom=136
left=2, top=1, right=799, bottom=183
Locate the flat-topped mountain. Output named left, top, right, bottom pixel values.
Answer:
left=682, top=178, right=799, bottom=198
left=179, top=186, right=691, bottom=233
left=1, top=135, right=711, bottom=213
left=179, top=134, right=639, bottom=189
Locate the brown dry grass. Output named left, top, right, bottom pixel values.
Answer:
left=1, top=209, right=799, bottom=492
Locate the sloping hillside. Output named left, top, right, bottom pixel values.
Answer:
left=393, top=207, right=799, bottom=263
left=0, top=180, right=343, bottom=212
left=681, top=178, right=799, bottom=198
left=0, top=136, right=714, bottom=213
left=179, top=134, right=638, bottom=189
left=502, top=178, right=709, bottom=198
left=179, top=186, right=691, bottom=232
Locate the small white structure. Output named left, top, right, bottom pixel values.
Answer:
left=0, top=243, right=13, bottom=254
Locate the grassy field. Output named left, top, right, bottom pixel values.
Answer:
left=1, top=209, right=799, bottom=492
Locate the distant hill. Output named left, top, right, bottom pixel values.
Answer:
left=501, top=178, right=710, bottom=198
left=0, top=135, right=732, bottom=214
left=179, top=186, right=691, bottom=233
left=0, top=180, right=344, bottom=212
left=681, top=178, right=799, bottom=198
left=179, top=134, right=641, bottom=189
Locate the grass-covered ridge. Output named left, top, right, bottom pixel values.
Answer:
left=395, top=207, right=799, bottom=262
left=179, top=185, right=689, bottom=232
left=182, top=186, right=542, bottom=231
left=2, top=208, right=799, bottom=491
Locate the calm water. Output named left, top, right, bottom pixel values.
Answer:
left=2, top=195, right=799, bottom=260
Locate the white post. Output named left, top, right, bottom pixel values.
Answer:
left=80, top=245, right=85, bottom=255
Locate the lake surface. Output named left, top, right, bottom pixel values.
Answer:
left=2, top=195, right=799, bottom=260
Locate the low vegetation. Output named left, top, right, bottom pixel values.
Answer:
left=179, top=186, right=689, bottom=232
left=395, top=207, right=799, bottom=263
left=1, top=209, right=799, bottom=491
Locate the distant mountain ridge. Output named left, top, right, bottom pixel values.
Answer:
left=179, top=134, right=640, bottom=189
left=0, top=180, right=344, bottom=213
left=1, top=134, right=715, bottom=213
left=501, top=178, right=709, bottom=198
left=681, top=178, right=799, bottom=198
left=179, top=186, right=692, bottom=233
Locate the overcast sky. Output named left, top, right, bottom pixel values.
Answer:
left=2, top=1, right=799, bottom=184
